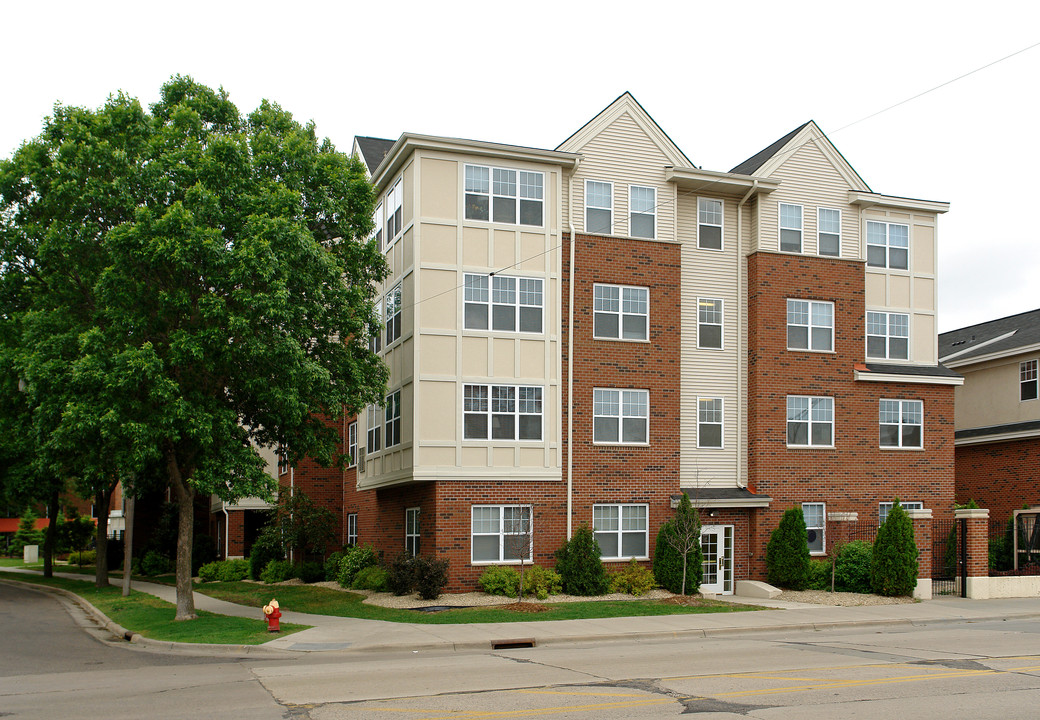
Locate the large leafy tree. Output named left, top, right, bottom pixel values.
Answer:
left=0, top=77, right=388, bottom=618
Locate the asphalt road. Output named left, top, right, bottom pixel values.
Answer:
left=4, top=579, right=1040, bottom=719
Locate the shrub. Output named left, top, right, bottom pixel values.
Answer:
left=766, top=508, right=811, bottom=590
left=806, top=558, right=832, bottom=591
left=67, top=550, right=97, bottom=565
left=295, top=560, right=324, bottom=584
left=524, top=565, right=562, bottom=600
left=478, top=564, right=563, bottom=600
left=386, top=553, right=414, bottom=596
left=12, top=509, right=44, bottom=557
left=871, top=500, right=918, bottom=596
left=479, top=565, right=520, bottom=597
left=249, top=525, right=285, bottom=580
left=141, top=550, right=172, bottom=577
left=337, top=544, right=378, bottom=588
left=192, top=534, right=217, bottom=575
left=412, top=555, right=449, bottom=600
left=834, top=540, right=873, bottom=593
left=351, top=565, right=389, bottom=591
left=610, top=559, right=656, bottom=596
left=197, top=561, right=222, bottom=582
left=653, top=521, right=702, bottom=594
left=324, top=551, right=346, bottom=581
left=260, top=559, right=295, bottom=584
left=554, top=524, right=609, bottom=596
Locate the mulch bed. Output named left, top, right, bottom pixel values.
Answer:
left=503, top=602, right=549, bottom=613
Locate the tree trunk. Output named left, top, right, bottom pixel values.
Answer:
left=94, top=484, right=114, bottom=589
left=167, top=449, right=197, bottom=621
left=43, top=488, right=59, bottom=578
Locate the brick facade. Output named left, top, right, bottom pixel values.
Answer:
left=955, top=436, right=1040, bottom=534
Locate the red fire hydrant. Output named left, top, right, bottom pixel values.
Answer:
left=263, top=599, right=282, bottom=632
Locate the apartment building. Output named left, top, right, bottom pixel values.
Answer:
left=939, top=309, right=1040, bottom=532
left=223, top=94, right=959, bottom=591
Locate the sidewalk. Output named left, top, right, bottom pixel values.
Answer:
left=7, top=568, right=1040, bottom=656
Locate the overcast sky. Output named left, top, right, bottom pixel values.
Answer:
left=3, top=1, right=1037, bottom=333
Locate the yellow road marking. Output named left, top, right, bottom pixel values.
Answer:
left=515, top=690, right=646, bottom=697
left=367, top=696, right=678, bottom=719
left=713, top=668, right=996, bottom=698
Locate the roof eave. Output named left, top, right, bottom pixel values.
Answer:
left=665, top=167, right=781, bottom=197
left=848, top=191, right=949, bottom=214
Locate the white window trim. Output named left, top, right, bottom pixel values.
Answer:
left=866, top=310, right=910, bottom=361
left=464, top=164, right=544, bottom=228
left=366, top=404, right=382, bottom=454
left=866, top=220, right=910, bottom=271
left=385, top=284, right=402, bottom=346
left=817, top=207, right=841, bottom=257
left=787, top=395, right=834, bottom=448
left=593, top=503, right=649, bottom=561
left=346, top=512, right=358, bottom=546
left=463, top=273, right=544, bottom=335
left=593, top=283, right=649, bottom=342
left=697, top=297, right=724, bottom=350
left=385, top=390, right=402, bottom=448
left=585, top=179, right=613, bottom=235
left=462, top=384, right=543, bottom=442
left=803, top=502, right=826, bottom=555
left=779, top=202, right=803, bottom=253
left=277, top=448, right=289, bottom=476
left=628, top=184, right=656, bottom=240
left=698, top=197, right=724, bottom=251
left=787, top=299, right=834, bottom=353
left=405, top=507, right=420, bottom=556
left=593, top=388, right=650, bottom=445
left=347, top=421, right=358, bottom=468
left=697, top=397, right=724, bottom=449
left=879, top=501, right=923, bottom=526
left=471, top=504, right=532, bottom=564
left=879, top=399, right=924, bottom=450
left=371, top=201, right=383, bottom=250
left=1021, top=359, right=1038, bottom=402
left=385, top=180, right=403, bottom=249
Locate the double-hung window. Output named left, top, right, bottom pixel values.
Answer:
left=593, top=284, right=648, bottom=340
left=371, top=202, right=383, bottom=250
left=347, top=421, right=357, bottom=468
left=471, top=505, right=531, bottom=563
left=779, top=203, right=803, bottom=252
left=787, top=396, right=833, bottom=447
left=346, top=513, right=358, bottom=546
left=593, top=504, right=648, bottom=559
left=698, top=397, right=723, bottom=448
left=802, top=502, right=826, bottom=554
left=366, top=404, right=381, bottom=453
left=879, top=501, right=923, bottom=525
left=463, top=384, right=542, bottom=441
left=629, top=186, right=656, bottom=239
left=698, top=198, right=723, bottom=250
left=867, top=311, right=909, bottom=360
left=464, top=274, right=542, bottom=333
left=818, top=208, right=841, bottom=256
left=586, top=180, right=613, bottom=234
left=385, top=284, right=402, bottom=345
left=593, top=389, right=649, bottom=444
left=369, top=302, right=382, bottom=354
left=385, top=390, right=401, bottom=448
left=787, top=299, right=833, bottom=352
left=277, top=448, right=289, bottom=476
left=384, top=180, right=402, bottom=246
left=464, top=165, right=543, bottom=227
left=405, top=508, right=420, bottom=556
left=879, top=399, right=923, bottom=448
left=866, top=221, right=909, bottom=270
left=1021, top=359, right=1038, bottom=401
left=698, top=298, right=723, bottom=349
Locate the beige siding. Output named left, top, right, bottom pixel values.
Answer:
left=954, top=357, right=1040, bottom=430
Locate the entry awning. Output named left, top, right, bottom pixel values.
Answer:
left=671, top=488, right=772, bottom=509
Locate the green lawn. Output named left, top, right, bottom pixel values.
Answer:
left=195, top=582, right=763, bottom=624
left=0, top=558, right=43, bottom=568
left=0, top=571, right=309, bottom=644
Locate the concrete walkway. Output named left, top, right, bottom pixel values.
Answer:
left=6, top=568, right=1040, bottom=656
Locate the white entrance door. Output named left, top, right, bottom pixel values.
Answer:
left=700, top=524, right=734, bottom=594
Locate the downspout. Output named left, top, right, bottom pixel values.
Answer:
left=566, top=157, right=581, bottom=540
left=288, top=466, right=295, bottom=563
left=736, top=179, right=758, bottom=490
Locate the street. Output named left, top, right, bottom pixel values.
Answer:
left=3, top=580, right=1040, bottom=719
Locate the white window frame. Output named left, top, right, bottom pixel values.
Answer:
left=593, top=388, right=649, bottom=445
left=879, top=399, right=923, bottom=449
left=371, top=201, right=383, bottom=250
left=593, top=504, right=649, bottom=560
left=1021, top=359, right=1038, bottom=402
left=593, top=283, right=649, bottom=341
left=277, top=448, right=289, bottom=476
left=405, top=507, right=420, bottom=556
left=698, top=298, right=724, bottom=350
left=879, top=501, right=923, bottom=526
left=787, top=299, right=833, bottom=352
left=585, top=180, right=613, bottom=235
left=866, top=220, right=909, bottom=270
left=698, top=197, right=724, bottom=250
left=629, top=185, right=656, bottom=239
left=385, top=390, right=401, bottom=448
left=464, top=164, right=543, bottom=228
left=463, top=273, right=543, bottom=334
left=366, top=404, right=381, bottom=453
left=346, top=512, right=358, bottom=546
left=802, top=502, right=826, bottom=555
left=866, top=311, right=909, bottom=360
left=471, top=505, right=532, bottom=564
left=385, top=284, right=402, bottom=346
left=347, top=421, right=357, bottom=468
left=368, top=301, right=382, bottom=354
left=787, top=396, right=834, bottom=448
left=779, top=203, right=803, bottom=253
left=817, top=207, right=841, bottom=257
left=385, top=180, right=402, bottom=248
left=697, top=397, right=724, bottom=448
left=463, top=384, right=543, bottom=441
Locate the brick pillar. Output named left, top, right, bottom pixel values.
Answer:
left=907, top=508, right=932, bottom=600
left=955, top=508, right=990, bottom=598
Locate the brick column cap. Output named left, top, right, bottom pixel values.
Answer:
left=955, top=508, right=990, bottom=520
left=907, top=509, right=933, bottom=520
left=827, top=512, right=858, bottom=522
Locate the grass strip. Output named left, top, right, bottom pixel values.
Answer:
left=1, top=571, right=309, bottom=644
left=196, top=582, right=763, bottom=624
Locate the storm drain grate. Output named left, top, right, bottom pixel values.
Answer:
left=491, top=638, right=536, bottom=650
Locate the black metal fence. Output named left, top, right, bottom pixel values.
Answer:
left=932, top=517, right=966, bottom=597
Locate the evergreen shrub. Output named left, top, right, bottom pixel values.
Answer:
left=140, top=550, right=172, bottom=576
left=295, top=560, right=324, bottom=584
left=411, top=555, right=449, bottom=600
left=871, top=500, right=918, bottom=596
left=249, top=525, right=285, bottom=580
left=553, top=524, right=609, bottom=596
left=260, top=559, right=295, bottom=584
left=386, top=553, right=414, bottom=596
left=610, top=559, right=656, bottom=596
left=765, top=508, right=811, bottom=590
left=806, top=558, right=832, bottom=591
left=324, top=551, right=346, bottom=581
left=653, top=521, right=702, bottom=594
left=834, top=540, right=873, bottom=593
left=336, top=544, right=378, bottom=588
left=351, top=565, right=389, bottom=591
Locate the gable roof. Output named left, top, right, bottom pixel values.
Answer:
left=556, top=92, right=694, bottom=168
left=729, top=122, right=810, bottom=175
left=939, top=308, right=1040, bottom=365
left=353, top=136, right=396, bottom=174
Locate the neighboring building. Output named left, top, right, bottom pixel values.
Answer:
left=223, top=93, right=959, bottom=591
left=940, top=309, right=1040, bottom=533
